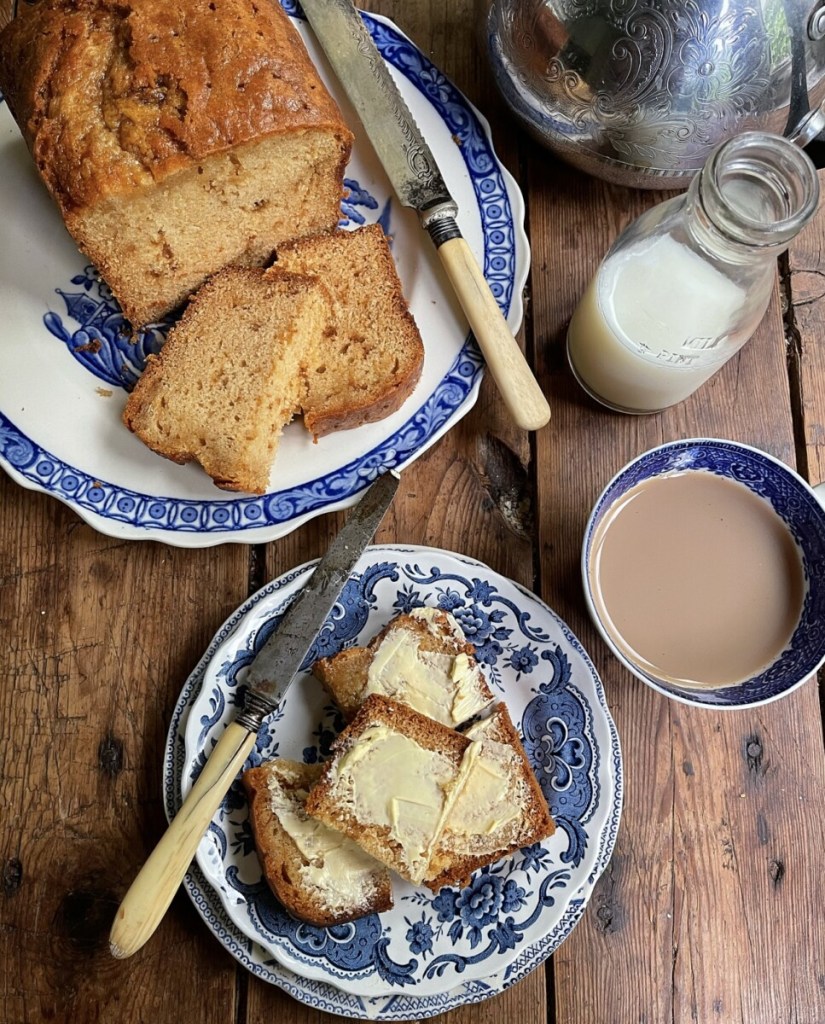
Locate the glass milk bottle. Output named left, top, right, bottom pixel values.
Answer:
left=566, top=132, right=819, bottom=414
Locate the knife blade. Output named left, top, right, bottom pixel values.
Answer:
left=237, top=467, right=399, bottom=726
left=109, top=469, right=400, bottom=960
left=301, top=0, right=550, bottom=432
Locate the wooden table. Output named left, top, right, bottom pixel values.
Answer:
left=2, top=2, right=825, bottom=1022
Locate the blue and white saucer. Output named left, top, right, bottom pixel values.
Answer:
left=168, top=546, right=622, bottom=1008
left=0, top=5, right=528, bottom=547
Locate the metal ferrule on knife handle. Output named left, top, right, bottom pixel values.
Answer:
left=420, top=199, right=462, bottom=247
left=300, top=0, right=550, bottom=431
left=235, top=688, right=273, bottom=733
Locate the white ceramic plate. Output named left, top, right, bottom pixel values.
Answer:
left=178, top=546, right=622, bottom=1001
left=0, top=5, right=528, bottom=547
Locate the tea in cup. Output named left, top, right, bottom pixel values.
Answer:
left=582, top=439, right=825, bottom=707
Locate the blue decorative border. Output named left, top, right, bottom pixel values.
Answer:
left=162, top=546, right=623, bottom=1016
left=0, top=8, right=520, bottom=539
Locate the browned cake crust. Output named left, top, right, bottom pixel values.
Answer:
left=242, top=759, right=393, bottom=927
left=425, top=704, right=556, bottom=891
left=313, top=607, right=494, bottom=723
left=313, top=646, right=373, bottom=720
left=0, top=0, right=354, bottom=325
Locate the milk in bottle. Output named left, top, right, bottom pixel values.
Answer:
left=566, top=133, right=819, bottom=414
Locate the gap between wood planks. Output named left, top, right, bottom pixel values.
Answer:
left=778, top=250, right=825, bottom=738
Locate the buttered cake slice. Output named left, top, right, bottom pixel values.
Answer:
left=313, top=607, right=495, bottom=726
left=242, top=759, right=393, bottom=927
left=305, top=695, right=471, bottom=887
left=304, top=695, right=555, bottom=892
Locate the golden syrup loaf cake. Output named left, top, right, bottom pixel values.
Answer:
left=123, top=226, right=424, bottom=493
left=313, top=606, right=495, bottom=726
left=242, top=760, right=393, bottom=927
left=304, top=695, right=472, bottom=887
left=123, top=267, right=330, bottom=493
left=275, top=224, right=425, bottom=437
left=0, top=0, right=353, bottom=327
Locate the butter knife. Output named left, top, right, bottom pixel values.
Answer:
left=301, top=0, right=550, bottom=432
left=109, top=469, right=400, bottom=959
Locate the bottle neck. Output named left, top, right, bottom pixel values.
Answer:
left=683, top=132, right=819, bottom=267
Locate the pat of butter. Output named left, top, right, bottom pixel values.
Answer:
left=336, top=724, right=454, bottom=882
left=267, top=777, right=380, bottom=910
left=450, top=754, right=520, bottom=835
left=430, top=715, right=524, bottom=840
left=450, top=653, right=489, bottom=722
left=409, top=606, right=466, bottom=642
left=364, top=627, right=488, bottom=726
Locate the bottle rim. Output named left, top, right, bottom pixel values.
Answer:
left=698, top=132, right=820, bottom=248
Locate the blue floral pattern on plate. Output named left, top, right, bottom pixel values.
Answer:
left=180, top=546, right=622, bottom=1000
left=0, top=7, right=528, bottom=547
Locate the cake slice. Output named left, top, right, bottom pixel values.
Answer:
left=242, top=759, right=393, bottom=927
left=313, top=606, right=495, bottom=726
left=426, top=703, right=556, bottom=890
left=274, top=224, right=425, bottom=437
left=304, top=695, right=471, bottom=886
left=122, top=268, right=329, bottom=493
left=304, top=694, right=555, bottom=892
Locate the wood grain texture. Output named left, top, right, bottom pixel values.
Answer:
left=788, top=169, right=825, bottom=492
left=529, top=151, right=825, bottom=1024
left=0, top=472, right=249, bottom=1021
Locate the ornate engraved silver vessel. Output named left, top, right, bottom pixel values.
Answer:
left=481, top=0, right=825, bottom=187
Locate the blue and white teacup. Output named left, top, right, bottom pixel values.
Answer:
left=582, top=438, right=825, bottom=708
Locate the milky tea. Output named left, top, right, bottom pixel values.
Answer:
left=588, top=471, right=806, bottom=689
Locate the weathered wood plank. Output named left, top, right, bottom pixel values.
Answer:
left=788, top=170, right=825, bottom=501
left=0, top=469, right=250, bottom=1020
left=530, top=151, right=825, bottom=1024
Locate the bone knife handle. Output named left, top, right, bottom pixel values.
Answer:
left=109, top=721, right=256, bottom=959
left=433, top=231, right=550, bottom=431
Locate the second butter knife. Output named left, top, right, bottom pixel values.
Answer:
left=109, top=469, right=400, bottom=959
left=301, top=0, right=550, bottom=432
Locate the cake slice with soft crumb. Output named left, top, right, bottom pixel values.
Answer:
left=242, top=759, right=393, bottom=927
left=275, top=224, right=424, bottom=436
left=123, top=225, right=425, bottom=493
left=122, top=268, right=328, bottom=494
left=313, top=606, right=495, bottom=726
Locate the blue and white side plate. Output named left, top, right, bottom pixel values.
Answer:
left=166, top=674, right=511, bottom=1020
left=176, top=546, right=622, bottom=1001
left=0, top=6, right=528, bottom=547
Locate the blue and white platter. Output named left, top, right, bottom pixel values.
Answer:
left=167, top=546, right=622, bottom=1011
left=0, top=5, right=528, bottom=547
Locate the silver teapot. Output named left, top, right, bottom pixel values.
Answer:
left=481, top=0, right=825, bottom=188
